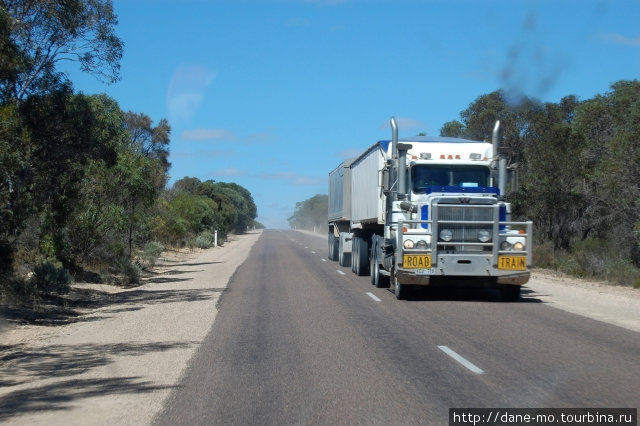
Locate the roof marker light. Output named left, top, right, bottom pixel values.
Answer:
left=420, top=153, right=431, bottom=160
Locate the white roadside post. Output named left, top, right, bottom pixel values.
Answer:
left=214, top=230, right=218, bottom=247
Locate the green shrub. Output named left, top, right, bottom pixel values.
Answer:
left=115, top=258, right=141, bottom=285
left=194, top=231, right=214, bottom=249
left=605, top=258, right=640, bottom=287
left=31, top=260, right=72, bottom=294
left=142, top=241, right=164, bottom=266
left=532, top=240, right=556, bottom=268
left=547, top=238, right=640, bottom=286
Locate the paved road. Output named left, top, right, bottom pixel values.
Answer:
left=157, top=230, right=639, bottom=425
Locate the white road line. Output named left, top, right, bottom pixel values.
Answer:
left=366, top=292, right=381, bottom=302
left=337, top=270, right=345, bottom=275
left=437, top=345, right=485, bottom=374
left=321, top=259, right=327, bottom=262
left=311, top=251, right=316, bottom=254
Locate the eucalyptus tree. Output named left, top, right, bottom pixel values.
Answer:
left=0, top=0, right=123, bottom=101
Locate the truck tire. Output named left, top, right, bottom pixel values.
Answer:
left=500, top=285, right=521, bottom=302
left=338, top=234, right=351, bottom=267
left=369, top=254, right=376, bottom=285
left=355, top=238, right=369, bottom=276
left=374, top=261, right=389, bottom=288
left=329, top=234, right=339, bottom=261
left=352, top=237, right=358, bottom=273
left=393, top=273, right=410, bottom=300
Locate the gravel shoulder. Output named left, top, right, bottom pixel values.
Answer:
left=1, top=229, right=638, bottom=424
left=526, top=269, right=640, bottom=333
left=0, top=230, right=263, bottom=425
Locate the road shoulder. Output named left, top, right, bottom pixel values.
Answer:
left=0, top=230, right=263, bottom=425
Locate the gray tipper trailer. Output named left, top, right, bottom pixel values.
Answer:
left=328, top=117, right=532, bottom=300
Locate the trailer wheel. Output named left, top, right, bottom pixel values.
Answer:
left=352, top=237, right=359, bottom=273
left=355, top=238, right=369, bottom=276
left=338, top=234, right=351, bottom=267
left=328, top=234, right=338, bottom=261
left=500, top=285, right=521, bottom=302
left=369, top=254, right=376, bottom=285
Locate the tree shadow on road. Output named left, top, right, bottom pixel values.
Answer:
left=0, top=376, right=175, bottom=420
left=0, top=340, right=192, bottom=420
left=1, top=270, right=227, bottom=327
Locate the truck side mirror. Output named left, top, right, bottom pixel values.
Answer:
left=379, top=167, right=390, bottom=195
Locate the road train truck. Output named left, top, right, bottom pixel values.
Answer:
left=328, top=117, right=532, bottom=300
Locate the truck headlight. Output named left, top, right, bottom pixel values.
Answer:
left=416, top=240, right=428, bottom=249
left=403, top=239, right=415, bottom=249
left=514, top=242, right=525, bottom=251
left=477, top=230, right=491, bottom=242
left=500, top=241, right=512, bottom=251
left=439, top=229, right=453, bottom=242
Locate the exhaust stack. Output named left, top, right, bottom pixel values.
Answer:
left=390, top=116, right=398, bottom=160
left=492, top=120, right=500, bottom=160
left=491, top=120, right=507, bottom=196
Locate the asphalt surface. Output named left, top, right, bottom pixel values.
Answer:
left=157, top=230, right=639, bottom=425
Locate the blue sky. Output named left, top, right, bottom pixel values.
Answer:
left=65, top=0, right=640, bottom=229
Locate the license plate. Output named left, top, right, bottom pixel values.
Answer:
left=403, top=254, right=432, bottom=269
left=498, top=256, right=527, bottom=270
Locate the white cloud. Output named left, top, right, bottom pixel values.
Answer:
left=336, top=148, right=362, bottom=159
left=181, top=129, right=237, bottom=141
left=246, top=131, right=279, bottom=144
left=379, top=117, right=426, bottom=131
left=210, top=168, right=247, bottom=177
left=286, top=17, right=311, bottom=27
left=170, top=149, right=235, bottom=159
left=166, top=66, right=216, bottom=122
left=300, top=0, right=348, bottom=4
left=258, top=172, right=325, bottom=186
left=598, top=33, right=640, bottom=46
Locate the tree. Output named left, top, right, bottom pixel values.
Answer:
left=288, top=194, right=328, bottom=231
left=460, top=90, right=543, bottom=166
left=1, top=0, right=123, bottom=101
left=197, top=180, right=257, bottom=233
left=440, top=120, right=465, bottom=138
left=123, top=111, right=171, bottom=177
left=516, top=100, right=588, bottom=249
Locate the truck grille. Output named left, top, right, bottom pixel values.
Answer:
left=437, top=205, right=494, bottom=250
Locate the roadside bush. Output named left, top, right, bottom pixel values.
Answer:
left=141, top=241, right=164, bottom=267
left=550, top=238, right=640, bottom=286
left=115, top=258, right=141, bottom=285
left=31, top=260, right=72, bottom=294
left=194, top=231, right=214, bottom=249
left=532, top=240, right=556, bottom=269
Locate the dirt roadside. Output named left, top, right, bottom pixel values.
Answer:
left=1, top=229, right=638, bottom=424
left=525, top=269, right=640, bottom=333
left=0, top=230, right=263, bottom=425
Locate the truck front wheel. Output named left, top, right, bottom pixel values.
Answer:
left=393, top=273, right=410, bottom=300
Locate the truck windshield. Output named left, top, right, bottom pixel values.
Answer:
left=411, top=165, right=491, bottom=193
